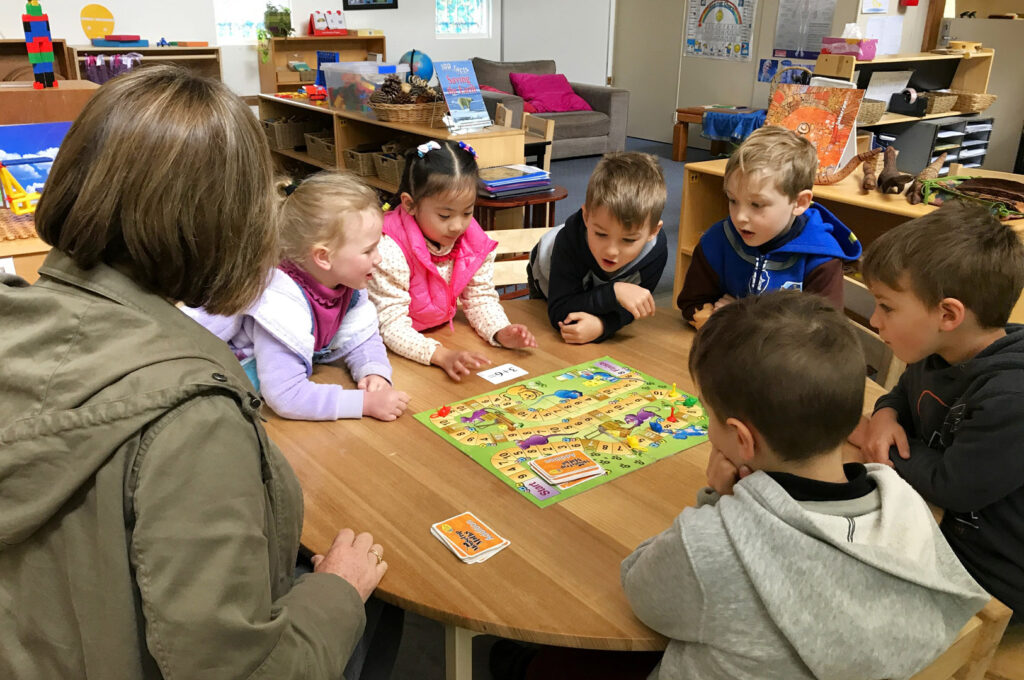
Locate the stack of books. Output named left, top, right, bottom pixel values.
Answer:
left=478, top=164, right=551, bottom=198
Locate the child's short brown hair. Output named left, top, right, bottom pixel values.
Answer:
left=724, top=126, right=818, bottom=199
left=34, top=65, right=278, bottom=316
left=862, top=201, right=1024, bottom=328
left=584, top=151, right=666, bottom=232
left=279, top=172, right=380, bottom=265
left=689, top=291, right=864, bottom=460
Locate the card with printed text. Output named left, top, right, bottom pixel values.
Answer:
left=431, top=511, right=510, bottom=563
left=477, top=363, right=528, bottom=384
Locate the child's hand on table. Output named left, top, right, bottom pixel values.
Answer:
left=431, top=346, right=490, bottom=382
left=363, top=386, right=411, bottom=421
left=358, top=374, right=391, bottom=392
left=558, top=312, right=603, bottom=344
left=614, top=282, right=655, bottom=319
left=862, top=407, right=908, bottom=465
left=705, top=447, right=752, bottom=496
left=495, top=324, right=538, bottom=349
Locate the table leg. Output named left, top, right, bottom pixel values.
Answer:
left=548, top=201, right=555, bottom=228
left=709, top=140, right=728, bottom=157
left=672, top=120, right=688, bottom=162
left=444, top=625, right=479, bottom=680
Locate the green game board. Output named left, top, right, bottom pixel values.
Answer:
left=414, top=356, right=708, bottom=508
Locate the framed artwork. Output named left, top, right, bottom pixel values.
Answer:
left=342, top=0, right=397, bottom=9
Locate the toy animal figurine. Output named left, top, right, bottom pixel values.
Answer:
left=815, top=149, right=881, bottom=185
left=908, top=152, right=947, bottom=205
left=877, top=146, right=913, bottom=194
left=861, top=159, right=878, bottom=192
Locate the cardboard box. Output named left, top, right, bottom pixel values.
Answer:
left=821, top=37, right=878, bottom=61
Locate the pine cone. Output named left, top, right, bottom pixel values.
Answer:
left=409, top=75, right=431, bottom=89
left=370, top=89, right=390, bottom=103
left=392, top=91, right=414, bottom=104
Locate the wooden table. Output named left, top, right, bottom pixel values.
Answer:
left=673, top=158, right=1024, bottom=323
left=474, top=185, right=569, bottom=230
left=264, top=301, right=886, bottom=679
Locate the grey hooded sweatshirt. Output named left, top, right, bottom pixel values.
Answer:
left=621, top=464, right=990, bottom=680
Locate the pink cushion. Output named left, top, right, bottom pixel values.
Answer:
left=480, top=84, right=537, bottom=113
left=508, top=72, right=592, bottom=113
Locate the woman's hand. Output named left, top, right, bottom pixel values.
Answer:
left=311, top=529, right=388, bottom=602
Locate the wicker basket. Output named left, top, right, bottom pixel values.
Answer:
left=769, top=65, right=814, bottom=100
left=304, top=131, right=336, bottom=167
left=856, top=98, right=886, bottom=126
left=948, top=90, right=998, bottom=113
left=342, top=144, right=380, bottom=177
left=920, top=92, right=958, bottom=115
left=262, top=118, right=321, bottom=150
left=370, top=101, right=447, bottom=126
left=373, top=152, right=407, bottom=186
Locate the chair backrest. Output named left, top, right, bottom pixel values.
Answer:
left=908, top=597, right=1012, bottom=680
left=844, top=275, right=905, bottom=390
left=490, top=227, right=553, bottom=299
left=494, top=102, right=514, bottom=128
left=522, top=112, right=555, bottom=141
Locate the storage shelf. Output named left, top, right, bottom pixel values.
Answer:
left=861, top=110, right=972, bottom=126
left=362, top=176, right=398, bottom=193
left=273, top=148, right=334, bottom=171
left=76, top=54, right=216, bottom=61
left=854, top=50, right=993, bottom=65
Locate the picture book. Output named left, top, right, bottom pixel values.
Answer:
left=435, top=60, right=491, bottom=132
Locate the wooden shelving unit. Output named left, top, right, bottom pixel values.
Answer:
left=0, top=38, right=73, bottom=81
left=258, top=35, right=387, bottom=94
left=258, top=94, right=525, bottom=194
left=69, top=45, right=222, bottom=82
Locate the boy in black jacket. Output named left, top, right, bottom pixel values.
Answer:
left=528, top=152, right=667, bottom=344
left=861, top=200, right=1024, bottom=619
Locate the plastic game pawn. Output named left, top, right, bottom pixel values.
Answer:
left=668, top=382, right=680, bottom=398
left=432, top=405, right=451, bottom=418
left=666, top=407, right=678, bottom=423
left=626, top=435, right=642, bottom=450
left=683, top=396, right=698, bottom=407
left=649, top=420, right=664, bottom=434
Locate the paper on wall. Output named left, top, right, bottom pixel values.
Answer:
left=865, top=15, right=904, bottom=56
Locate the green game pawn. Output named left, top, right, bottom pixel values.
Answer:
left=683, top=396, right=698, bottom=407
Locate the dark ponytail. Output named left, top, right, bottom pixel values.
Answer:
left=394, top=140, right=479, bottom=207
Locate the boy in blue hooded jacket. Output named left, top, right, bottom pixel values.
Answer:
left=677, top=126, right=862, bottom=328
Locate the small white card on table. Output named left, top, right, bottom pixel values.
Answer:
left=477, top=363, right=528, bottom=384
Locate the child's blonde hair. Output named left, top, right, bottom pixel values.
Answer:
left=584, top=152, right=666, bottom=232
left=279, top=172, right=380, bottom=265
left=724, top=126, right=818, bottom=199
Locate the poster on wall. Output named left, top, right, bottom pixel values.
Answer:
left=685, top=0, right=757, bottom=62
left=773, top=0, right=836, bottom=59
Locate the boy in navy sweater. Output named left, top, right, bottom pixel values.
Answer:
left=528, top=152, right=667, bottom=344
left=677, top=126, right=862, bottom=328
left=861, top=201, right=1024, bottom=620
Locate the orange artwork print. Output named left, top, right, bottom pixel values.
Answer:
left=766, top=84, right=864, bottom=173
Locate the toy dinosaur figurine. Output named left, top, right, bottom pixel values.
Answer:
left=877, top=146, right=913, bottom=194
left=815, top=148, right=881, bottom=185
left=861, top=159, right=878, bottom=192
left=908, top=152, right=947, bottom=205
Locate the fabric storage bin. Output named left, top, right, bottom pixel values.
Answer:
left=263, top=118, right=321, bottom=150
left=304, top=131, right=336, bottom=166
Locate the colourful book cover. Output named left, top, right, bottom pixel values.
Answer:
left=435, top=60, right=491, bottom=131
left=765, top=84, right=863, bottom=174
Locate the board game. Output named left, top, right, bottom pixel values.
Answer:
left=414, top=357, right=709, bottom=508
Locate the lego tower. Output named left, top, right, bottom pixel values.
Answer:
left=23, top=1, right=57, bottom=90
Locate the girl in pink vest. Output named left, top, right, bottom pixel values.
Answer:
left=368, top=140, right=537, bottom=381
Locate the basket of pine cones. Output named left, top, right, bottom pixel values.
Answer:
left=369, top=75, right=447, bottom=126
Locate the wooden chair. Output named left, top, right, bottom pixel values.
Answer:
left=494, top=104, right=555, bottom=173
left=494, top=102, right=514, bottom=128
left=987, top=622, right=1024, bottom=680
left=908, top=598, right=1012, bottom=680
left=844, top=275, right=905, bottom=390
left=490, top=226, right=553, bottom=300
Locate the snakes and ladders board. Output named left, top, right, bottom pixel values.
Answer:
left=414, top=357, right=708, bottom=508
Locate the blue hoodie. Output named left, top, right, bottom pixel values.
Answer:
left=699, top=203, right=862, bottom=299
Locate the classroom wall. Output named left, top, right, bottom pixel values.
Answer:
left=501, top=0, right=614, bottom=85
left=0, top=1, right=504, bottom=96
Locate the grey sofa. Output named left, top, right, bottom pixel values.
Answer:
left=471, top=57, right=629, bottom=160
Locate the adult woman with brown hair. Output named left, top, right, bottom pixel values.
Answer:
left=0, top=66, right=387, bottom=679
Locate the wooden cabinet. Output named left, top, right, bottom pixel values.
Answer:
left=258, top=36, right=386, bottom=94
left=69, top=45, right=222, bottom=82
left=0, top=38, right=73, bottom=81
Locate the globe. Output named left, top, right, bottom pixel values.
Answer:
left=399, top=49, right=434, bottom=83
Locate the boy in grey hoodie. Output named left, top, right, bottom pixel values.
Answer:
left=621, top=291, right=990, bottom=680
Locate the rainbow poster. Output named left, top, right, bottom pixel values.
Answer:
left=685, top=0, right=756, bottom=61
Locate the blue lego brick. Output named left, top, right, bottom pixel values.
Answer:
left=33, top=61, right=54, bottom=74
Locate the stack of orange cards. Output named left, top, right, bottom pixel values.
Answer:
left=528, top=449, right=604, bottom=485
left=431, top=512, right=510, bottom=564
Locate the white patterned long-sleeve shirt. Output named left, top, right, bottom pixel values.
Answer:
left=367, top=235, right=511, bottom=365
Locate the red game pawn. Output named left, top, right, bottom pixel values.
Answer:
left=666, top=406, right=677, bottom=423
left=438, top=405, right=451, bottom=417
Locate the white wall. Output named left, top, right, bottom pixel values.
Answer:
left=501, top=0, right=613, bottom=85
left=1, top=1, right=504, bottom=96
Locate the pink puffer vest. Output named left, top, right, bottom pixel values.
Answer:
left=382, top=204, right=497, bottom=331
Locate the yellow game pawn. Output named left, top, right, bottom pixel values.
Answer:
left=626, top=435, right=641, bottom=449
left=668, top=382, right=680, bottom=398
